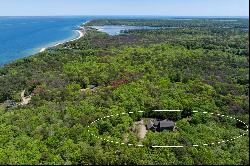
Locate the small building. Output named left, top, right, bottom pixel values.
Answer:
left=158, top=120, right=175, bottom=132
left=146, top=120, right=157, bottom=131
left=146, top=119, right=175, bottom=132
left=88, top=85, right=97, bottom=89
left=6, top=100, right=17, bottom=109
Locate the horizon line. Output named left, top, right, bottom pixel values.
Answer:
left=0, top=15, right=249, bottom=18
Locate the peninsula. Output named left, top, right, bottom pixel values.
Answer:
left=0, top=18, right=248, bottom=165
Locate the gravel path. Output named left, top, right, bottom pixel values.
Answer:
left=138, top=119, right=147, bottom=139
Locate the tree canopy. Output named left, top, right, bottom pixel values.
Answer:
left=0, top=18, right=249, bottom=165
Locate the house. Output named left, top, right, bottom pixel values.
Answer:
left=146, top=119, right=175, bottom=132
left=158, top=120, right=175, bottom=132
left=88, top=84, right=97, bottom=89
left=6, top=100, right=17, bottom=109
left=146, top=120, right=157, bottom=131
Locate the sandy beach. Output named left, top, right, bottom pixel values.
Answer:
left=39, top=48, right=46, bottom=53
left=70, top=30, right=85, bottom=42
left=39, top=28, right=85, bottom=53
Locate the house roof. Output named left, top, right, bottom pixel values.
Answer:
left=154, top=121, right=160, bottom=126
left=159, top=120, right=175, bottom=128
left=146, top=119, right=175, bottom=130
left=146, top=121, right=155, bottom=129
left=146, top=123, right=153, bottom=129
left=88, top=85, right=97, bottom=89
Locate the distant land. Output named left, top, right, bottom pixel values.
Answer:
left=0, top=17, right=248, bottom=165
left=0, top=15, right=248, bottom=65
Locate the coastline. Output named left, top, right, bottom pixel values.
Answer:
left=39, top=28, right=85, bottom=53
left=0, top=20, right=90, bottom=66
left=38, top=21, right=90, bottom=53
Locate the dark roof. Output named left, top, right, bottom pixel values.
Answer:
left=154, top=121, right=160, bottom=126
left=146, top=121, right=155, bottom=129
left=6, top=100, right=17, bottom=108
left=88, top=85, right=97, bottom=89
left=159, top=120, right=175, bottom=128
left=146, top=123, right=153, bottom=129
left=146, top=119, right=175, bottom=130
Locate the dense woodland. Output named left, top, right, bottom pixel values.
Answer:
left=0, top=18, right=249, bottom=165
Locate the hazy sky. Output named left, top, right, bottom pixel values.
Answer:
left=0, top=0, right=249, bottom=16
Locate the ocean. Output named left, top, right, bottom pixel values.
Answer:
left=0, top=15, right=165, bottom=65
left=0, top=16, right=89, bottom=65
left=0, top=15, right=158, bottom=65
left=0, top=16, right=247, bottom=65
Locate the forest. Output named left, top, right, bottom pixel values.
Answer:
left=0, top=18, right=249, bottom=165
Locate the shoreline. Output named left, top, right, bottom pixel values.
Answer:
left=0, top=21, right=89, bottom=66
left=39, top=28, right=85, bottom=53
left=38, top=20, right=90, bottom=53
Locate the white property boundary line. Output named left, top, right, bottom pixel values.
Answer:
left=87, top=110, right=249, bottom=148
left=153, top=110, right=182, bottom=112
left=152, top=146, right=184, bottom=148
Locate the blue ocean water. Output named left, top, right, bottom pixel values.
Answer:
left=0, top=16, right=89, bottom=65
left=0, top=16, right=163, bottom=65
left=0, top=16, right=247, bottom=65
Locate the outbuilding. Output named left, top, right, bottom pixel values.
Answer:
left=146, top=119, right=175, bottom=132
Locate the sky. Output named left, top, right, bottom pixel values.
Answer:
left=0, top=0, right=249, bottom=16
